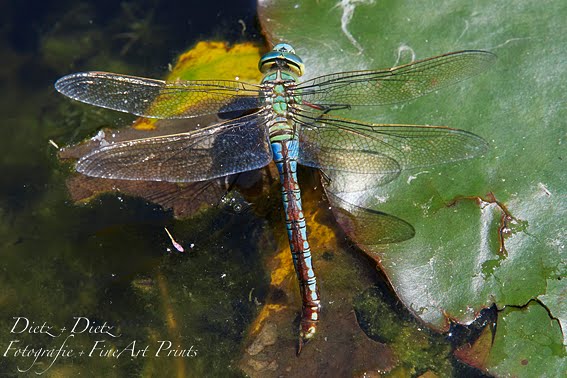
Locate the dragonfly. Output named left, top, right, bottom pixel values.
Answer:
left=55, top=43, right=495, bottom=353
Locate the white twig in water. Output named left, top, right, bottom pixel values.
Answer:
left=165, top=227, right=184, bottom=252
left=238, top=19, right=246, bottom=35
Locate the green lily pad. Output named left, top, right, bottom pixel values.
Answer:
left=486, top=301, right=565, bottom=375
left=259, top=0, right=566, bottom=373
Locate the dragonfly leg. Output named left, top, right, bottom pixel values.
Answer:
left=301, top=100, right=352, bottom=115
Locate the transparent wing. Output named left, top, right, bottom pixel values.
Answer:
left=299, top=113, right=487, bottom=245
left=326, top=192, right=415, bottom=244
left=55, top=72, right=263, bottom=119
left=295, top=50, right=496, bottom=107
left=76, top=111, right=272, bottom=182
left=296, top=112, right=488, bottom=177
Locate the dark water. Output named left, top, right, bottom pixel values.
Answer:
left=0, top=1, right=263, bottom=376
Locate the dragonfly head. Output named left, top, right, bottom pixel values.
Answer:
left=259, top=43, right=305, bottom=77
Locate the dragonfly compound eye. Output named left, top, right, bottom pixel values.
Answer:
left=273, top=43, right=296, bottom=54
left=259, top=44, right=305, bottom=77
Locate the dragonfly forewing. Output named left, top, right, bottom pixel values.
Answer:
left=296, top=50, right=496, bottom=108
left=76, top=111, right=272, bottom=182
left=55, top=72, right=263, bottom=119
